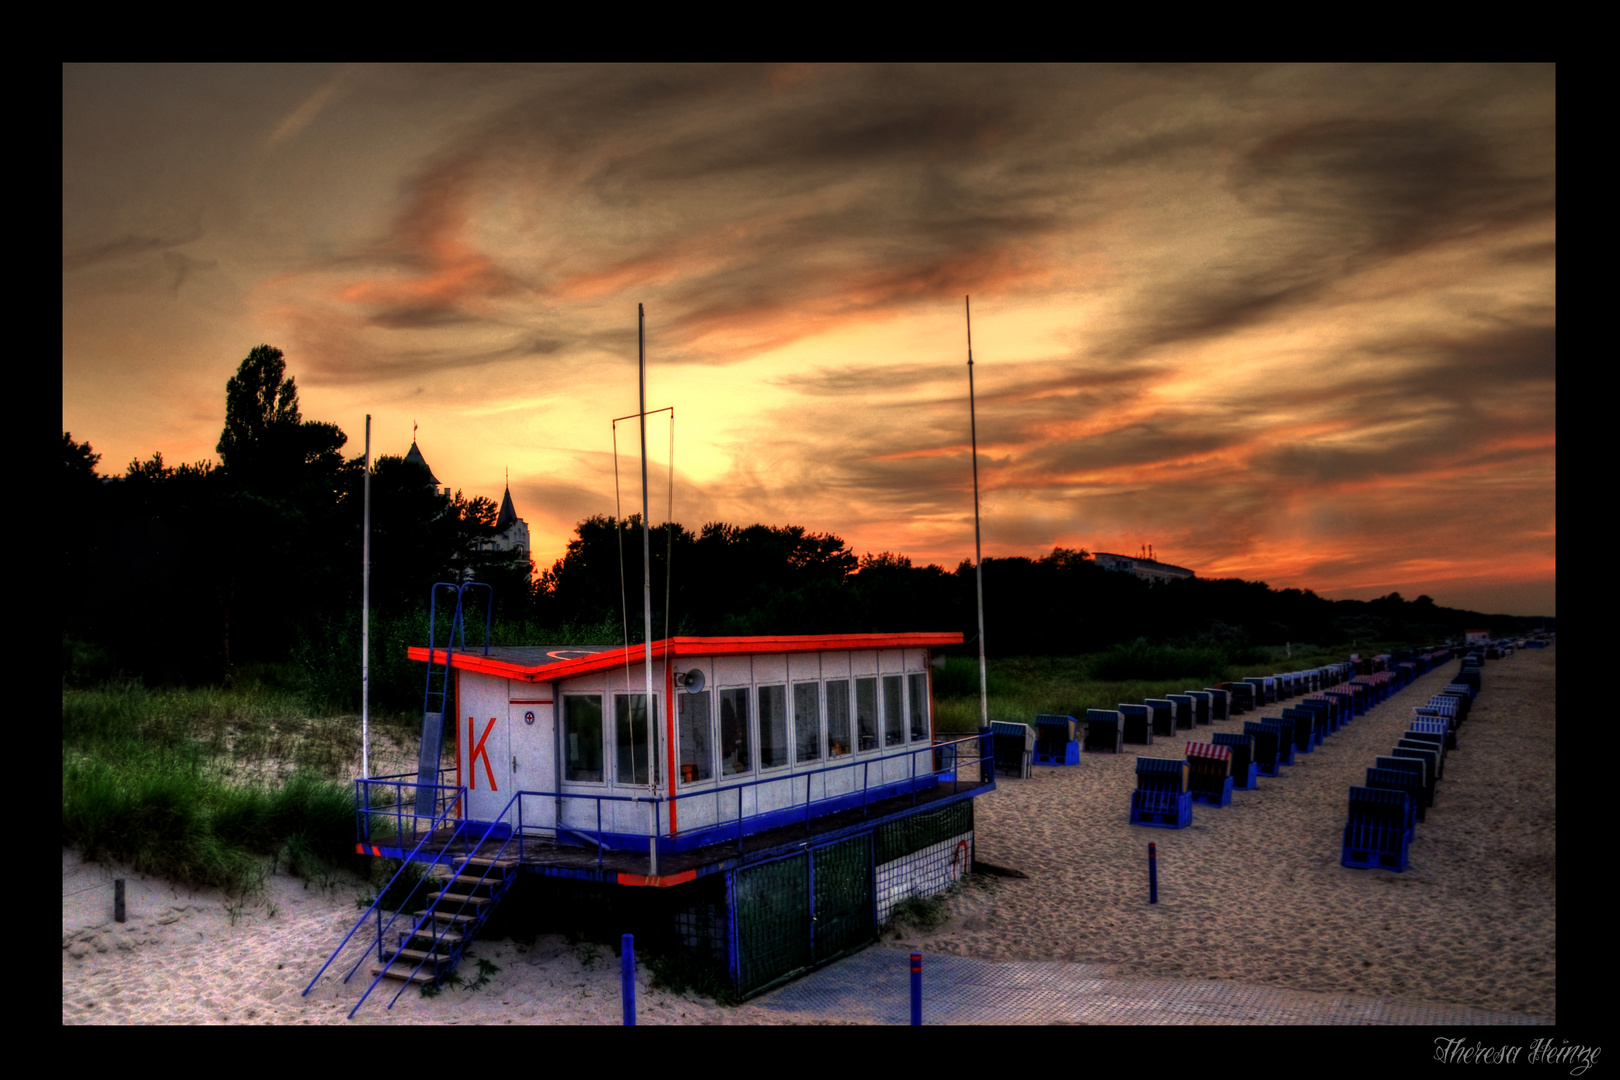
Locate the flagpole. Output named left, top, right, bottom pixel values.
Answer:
left=967, top=297, right=988, bottom=730
left=639, top=304, right=658, bottom=877
left=362, top=413, right=371, bottom=780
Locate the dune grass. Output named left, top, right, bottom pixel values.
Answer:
left=61, top=678, right=375, bottom=896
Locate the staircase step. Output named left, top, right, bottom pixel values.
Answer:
left=372, top=962, right=439, bottom=985
left=459, top=854, right=519, bottom=869
left=391, top=947, right=454, bottom=966
left=402, top=928, right=464, bottom=946
left=415, top=909, right=479, bottom=925
left=447, top=874, right=504, bottom=890
left=427, top=891, right=492, bottom=907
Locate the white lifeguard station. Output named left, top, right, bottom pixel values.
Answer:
left=319, top=626, right=994, bottom=1010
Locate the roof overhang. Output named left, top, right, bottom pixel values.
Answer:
left=406, top=632, right=965, bottom=684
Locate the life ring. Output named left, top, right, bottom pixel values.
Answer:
left=952, top=839, right=970, bottom=876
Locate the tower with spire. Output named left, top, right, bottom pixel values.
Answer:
left=405, top=430, right=529, bottom=562
left=482, top=475, right=530, bottom=559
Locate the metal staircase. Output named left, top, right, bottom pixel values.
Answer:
left=302, top=581, right=514, bottom=1018
left=303, top=799, right=527, bottom=1018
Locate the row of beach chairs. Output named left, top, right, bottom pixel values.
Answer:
left=1341, top=653, right=1483, bottom=872
left=1131, top=648, right=1457, bottom=830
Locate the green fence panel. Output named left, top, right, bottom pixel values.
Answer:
left=732, top=853, right=811, bottom=997
left=813, top=833, right=873, bottom=964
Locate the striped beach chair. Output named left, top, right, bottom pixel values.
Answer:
left=1184, top=741, right=1234, bottom=807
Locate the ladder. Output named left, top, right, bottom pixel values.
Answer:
left=416, top=582, right=492, bottom=819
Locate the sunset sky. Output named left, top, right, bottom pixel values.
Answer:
left=62, top=64, right=1555, bottom=616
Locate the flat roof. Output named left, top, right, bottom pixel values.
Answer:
left=406, top=632, right=965, bottom=684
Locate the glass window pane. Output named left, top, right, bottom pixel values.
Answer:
left=678, top=691, right=712, bottom=784
left=883, top=675, right=904, bottom=746
left=758, top=684, right=788, bottom=769
left=855, top=678, right=878, bottom=752
left=563, top=695, right=603, bottom=782
left=719, top=688, right=751, bottom=775
left=909, top=672, right=929, bottom=742
left=826, top=679, right=851, bottom=758
left=615, top=694, right=660, bottom=787
left=794, top=682, right=821, bottom=764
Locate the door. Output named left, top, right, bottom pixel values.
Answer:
left=510, top=699, right=556, bottom=834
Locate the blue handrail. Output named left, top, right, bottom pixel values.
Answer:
left=302, top=779, right=470, bottom=1000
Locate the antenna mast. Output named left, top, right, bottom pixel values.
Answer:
left=362, top=414, right=371, bottom=779
left=967, top=296, right=988, bottom=730
left=639, top=304, right=658, bottom=877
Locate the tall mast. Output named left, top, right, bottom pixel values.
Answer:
left=362, top=413, right=371, bottom=779
left=967, top=297, right=988, bottom=729
left=639, top=304, right=658, bottom=876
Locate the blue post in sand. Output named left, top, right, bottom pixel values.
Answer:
left=622, top=934, right=636, bottom=1026
left=1149, top=843, right=1158, bottom=904
left=910, top=952, right=923, bottom=1025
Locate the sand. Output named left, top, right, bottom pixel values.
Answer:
left=63, top=645, right=1555, bottom=1024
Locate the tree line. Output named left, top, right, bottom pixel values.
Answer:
left=64, top=346, right=1550, bottom=709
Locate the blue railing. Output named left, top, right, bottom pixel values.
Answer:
left=356, top=768, right=460, bottom=850
left=302, top=777, right=470, bottom=1003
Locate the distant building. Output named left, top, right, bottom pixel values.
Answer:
left=477, top=484, right=531, bottom=560
left=1093, top=551, right=1195, bottom=584
left=406, top=436, right=529, bottom=562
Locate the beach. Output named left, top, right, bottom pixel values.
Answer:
left=63, top=645, right=1554, bottom=1024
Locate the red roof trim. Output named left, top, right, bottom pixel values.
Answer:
left=406, top=632, right=964, bottom=681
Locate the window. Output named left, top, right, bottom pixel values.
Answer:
left=758, top=684, right=788, bottom=769
left=826, top=679, right=851, bottom=758
left=883, top=675, right=904, bottom=746
left=563, top=694, right=603, bottom=782
left=908, top=672, right=929, bottom=742
left=615, top=693, right=660, bottom=786
left=855, top=677, right=878, bottom=752
left=677, top=690, right=712, bottom=784
left=794, top=681, right=821, bottom=764
left=719, top=688, right=752, bottom=776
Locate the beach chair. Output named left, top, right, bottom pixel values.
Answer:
left=1184, top=741, right=1234, bottom=807
left=1281, top=707, right=1319, bottom=753
left=1145, top=699, right=1176, bottom=738
left=1304, top=694, right=1339, bottom=734
left=1375, top=755, right=1430, bottom=811
left=1033, top=714, right=1081, bottom=765
left=990, top=721, right=1034, bottom=779
left=1184, top=690, right=1213, bottom=726
left=1212, top=731, right=1259, bottom=789
left=1130, top=757, right=1192, bottom=828
left=1243, top=720, right=1282, bottom=777
left=1397, top=739, right=1443, bottom=782
left=1258, top=716, right=1296, bottom=766
left=1118, top=703, right=1153, bottom=745
left=1081, top=709, right=1123, bottom=755
left=1202, top=688, right=1229, bottom=722
left=1410, top=715, right=1453, bottom=751
left=1166, top=694, right=1196, bottom=731
left=1364, top=767, right=1420, bottom=839
left=1342, top=786, right=1412, bottom=871
left=1391, top=746, right=1440, bottom=807
left=1402, top=730, right=1446, bottom=772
